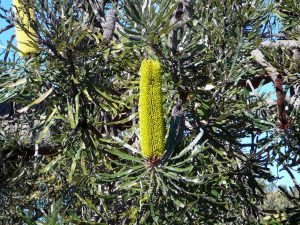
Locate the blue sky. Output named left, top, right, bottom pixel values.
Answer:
left=1, top=0, right=299, bottom=188
left=0, top=0, right=14, bottom=57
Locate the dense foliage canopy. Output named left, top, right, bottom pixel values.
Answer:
left=0, top=0, right=300, bottom=224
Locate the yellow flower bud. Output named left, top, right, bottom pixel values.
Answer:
left=13, top=0, right=38, bottom=56
left=139, top=59, right=165, bottom=159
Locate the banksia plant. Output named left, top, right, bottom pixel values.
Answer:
left=13, top=0, right=38, bottom=56
left=139, top=59, right=165, bottom=159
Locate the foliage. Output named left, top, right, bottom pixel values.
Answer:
left=0, top=0, right=299, bottom=224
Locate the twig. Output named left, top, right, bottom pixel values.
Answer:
left=283, top=166, right=300, bottom=193
left=0, top=12, right=11, bottom=24
left=4, top=34, right=15, bottom=62
left=0, top=23, right=13, bottom=35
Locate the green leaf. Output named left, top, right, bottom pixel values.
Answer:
left=17, top=88, right=53, bottom=113
left=97, top=113, right=137, bottom=126
left=36, top=108, right=58, bottom=144
left=75, top=93, right=79, bottom=126
left=172, top=129, right=204, bottom=159
left=83, top=89, right=93, bottom=102
left=67, top=100, right=76, bottom=129
left=111, top=136, right=141, bottom=155
left=67, top=145, right=83, bottom=182
left=104, top=147, right=143, bottom=163
left=74, top=193, right=103, bottom=219
left=1, top=78, right=27, bottom=88
left=40, top=155, right=62, bottom=173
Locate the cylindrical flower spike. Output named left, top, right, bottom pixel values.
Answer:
left=139, top=59, right=165, bottom=159
left=13, top=0, right=38, bottom=56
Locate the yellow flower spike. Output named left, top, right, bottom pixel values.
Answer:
left=13, top=0, right=38, bottom=56
left=139, top=59, right=165, bottom=159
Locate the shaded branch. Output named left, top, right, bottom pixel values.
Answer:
left=168, top=0, right=192, bottom=53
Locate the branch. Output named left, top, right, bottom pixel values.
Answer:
left=261, top=33, right=287, bottom=39
left=101, top=0, right=117, bottom=41
left=168, top=0, right=192, bottom=53
left=0, top=6, right=11, bottom=24
left=249, top=38, right=300, bottom=87
left=246, top=36, right=300, bottom=91
left=261, top=40, right=300, bottom=48
left=87, top=0, right=117, bottom=42
left=275, top=75, right=288, bottom=129
left=251, top=49, right=279, bottom=80
left=237, top=75, right=272, bottom=90
left=0, top=23, right=13, bottom=35
left=3, top=34, right=15, bottom=62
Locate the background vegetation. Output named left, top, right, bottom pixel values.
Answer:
left=0, top=0, right=300, bottom=224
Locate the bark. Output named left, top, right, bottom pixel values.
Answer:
left=101, top=1, right=117, bottom=41
left=261, top=40, right=300, bottom=48
left=252, top=39, right=300, bottom=80
left=87, top=0, right=117, bottom=42
left=88, top=0, right=105, bottom=23
left=251, top=49, right=279, bottom=80
left=251, top=39, right=300, bottom=130
left=275, top=76, right=288, bottom=129
left=168, top=0, right=192, bottom=54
